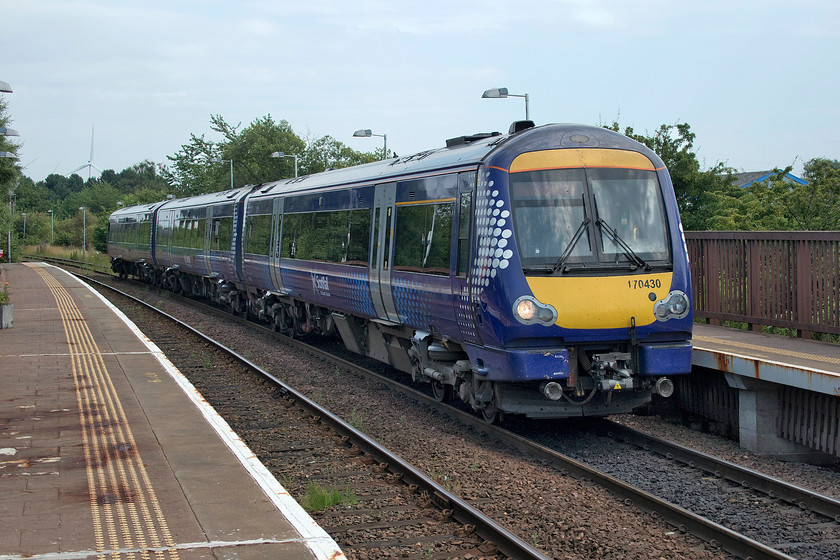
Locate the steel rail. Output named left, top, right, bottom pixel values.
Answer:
left=597, top=419, right=840, bottom=523
left=75, top=272, right=551, bottom=560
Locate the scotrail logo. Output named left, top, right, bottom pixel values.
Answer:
left=312, top=273, right=330, bottom=296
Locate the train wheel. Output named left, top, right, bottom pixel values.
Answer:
left=480, top=406, right=502, bottom=424
left=431, top=380, right=452, bottom=403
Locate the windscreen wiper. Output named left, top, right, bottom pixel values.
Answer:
left=553, top=218, right=590, bottom=273
left=596, top=218, right=650, bottom=271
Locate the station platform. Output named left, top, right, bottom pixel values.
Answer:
left=0, top=263, right=345, bottom=560
left=692, top=322, right=840, bottom=460
left=693, top=322, right=840, bottom=396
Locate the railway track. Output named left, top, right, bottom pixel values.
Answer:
left=77, top=271, right=549, bottom=560
left=42, top=258, right=840, bottom=559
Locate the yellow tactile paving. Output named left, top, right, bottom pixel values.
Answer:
left=694, top=334, right=840, bottom=367
left=30, top=264, right=179, bottom=559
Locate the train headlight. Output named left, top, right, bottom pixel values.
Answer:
left=513, top=296, right=557, bottom=325
left=653, top=291, right=690, bottom=321
left=516, top=298, right=537, bottom=320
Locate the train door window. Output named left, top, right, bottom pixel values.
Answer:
left=371, top=208, right=380, bottom=267
left=456, top=171, right=475, bottom=277
left=383, top=207, right=392, bottom=270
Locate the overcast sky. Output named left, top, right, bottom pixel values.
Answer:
left=3, top=0, right=838, bottom=183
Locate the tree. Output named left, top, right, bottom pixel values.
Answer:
left=722, top=159, right=840, bottom=231
left=604, top=121, right=738, bottom=230
left=161, top=132, right=218, bottom=197
left=162, top=114, right=378, bottom=196
left=1, top=95, right=21, bottom=261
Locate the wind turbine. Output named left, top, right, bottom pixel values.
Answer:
left=68, top=126, right=102, bottom=180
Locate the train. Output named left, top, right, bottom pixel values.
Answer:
left=108, top=121, right=693, bottom=422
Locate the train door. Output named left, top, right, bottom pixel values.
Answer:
left=269, top=197, right=286, bottom=292
left=451, top=171, right=483, bottom=345
left=369, top=183, right=400, bottom=323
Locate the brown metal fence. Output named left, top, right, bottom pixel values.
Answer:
left=685, top=231, right=840, bottom=337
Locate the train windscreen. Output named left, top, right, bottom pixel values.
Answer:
left=510, top=167, right=671, bottom=272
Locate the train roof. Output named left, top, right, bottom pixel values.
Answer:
left=247, top=122, right=665, bottom=201
left=248, top=127, right=508, bottom=201
left=108, top=200, right=170, bottom=222
left=109, top=123, right=667, bottom=221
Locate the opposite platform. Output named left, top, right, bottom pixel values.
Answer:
left=0, top=263, right=345, bottom=560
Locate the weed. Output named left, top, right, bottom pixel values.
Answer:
left=300, top=482, right=357, bottom=512
left=348, top=408, right=365, bottom=432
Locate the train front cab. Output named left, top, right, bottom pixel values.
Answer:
left=459, top=132, right=693, bottom=419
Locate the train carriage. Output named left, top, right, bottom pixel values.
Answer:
left=109, top=122, right=693, bottom=421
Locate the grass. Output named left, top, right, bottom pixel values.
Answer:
left=300, top=482, right=358, bottom=512
left=24, top=244, right=111, bottom=271
left=348, top=407, right=365, bottom=432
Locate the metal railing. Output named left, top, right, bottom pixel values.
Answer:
left=685, top=231, right=840, bottom=337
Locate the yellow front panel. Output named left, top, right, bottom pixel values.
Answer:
left=526, top=273, right=673, bottom=329
left=510, top=148, right=656, bottom=173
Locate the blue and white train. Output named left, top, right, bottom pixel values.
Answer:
left=108, top=122, right=693, bottom=421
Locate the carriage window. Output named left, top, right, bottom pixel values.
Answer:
left=393, top=201, right=454, bottom=275
left=281, top=209, right=371, bottom=265
left=245, top=214, right=272, bottom=256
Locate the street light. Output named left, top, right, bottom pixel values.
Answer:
left=0, top=80, right=11, bottom=93
left=353, top=129, right=388, bottom=160
left=210, top=157, right=234, bottom=190
left=270, top=151, right=299, bottom=178
left=482, top=87, right=530, bottom=121
left=79, top=207, right=86, bottom=254
left=0, top=127, right=19, bottom=136
left=48, top=210, right=54, bottom=244
left=21, top=213, right=26, bottom=240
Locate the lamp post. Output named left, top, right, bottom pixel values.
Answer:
left=48, top=210, right=54, bottom=244
left=353, top=129, right=387, bottom=160
left=270, top=152, right=299, bottom=177
left=482, top=87, right=530, bottom=121
left=21, top=213, right=25, bottom=240
left=79, top=207, right=86, bottom=254
left=210, top=157, right=234, bottom=190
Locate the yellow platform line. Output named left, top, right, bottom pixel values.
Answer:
left=694, top=334, right=840, bottom=367
left=30, top=265, right=179, bottom=560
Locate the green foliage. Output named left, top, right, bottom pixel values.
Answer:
left=300, top=482, right=358, bottom=512
left=711, top=159, right=840, bottom=231
left=604, top=121, right=739, bottom=230
left=162, top=114, right=377, bottom=197
left=93, top=223, right=108, bottom=253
